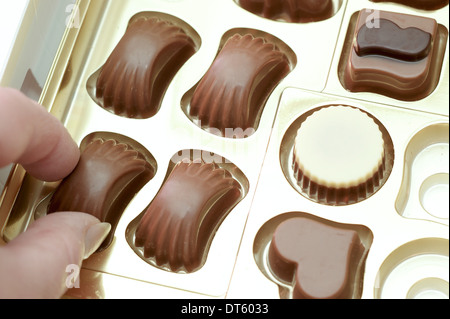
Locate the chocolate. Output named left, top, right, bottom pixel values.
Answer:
left=356, top=19, right=432, bottom=62
left=370, top=0, right=448, bottom=10
left=268, top=217, right=367, bottom=299
left=341, top=10, right=445, bottom=101
left=48, top=138, right=155, bottom=250
left=95, top=16, right=197, bottom=119
left=134, top=160, right=242, bottom=273
left=189, top=33, right=291, bottom=137
left=238, top=0, right=333, bottom=22
left=292, top=105, right=386, bottom=205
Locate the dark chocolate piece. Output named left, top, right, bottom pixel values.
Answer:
left=356, top=19, right=432, bottom=62
left=268, top=217, right=366, bottom=299
left=48, top=138, right=155, bottom=250
left=370, top=0, right=448, bottom=10
left=189, top=33, right=290, bottom=137
left=341, top=10, right=444, bottom=101
left=238, top=0, right=333, bottom=22
left=95, top=16, right=197, bottom=119
left=134, top=160, right=242, bottom=273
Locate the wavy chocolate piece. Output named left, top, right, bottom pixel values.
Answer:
left=48, top=138, right=155, bottom=250
left=95, top=17, right=196, bottom=119
left=357, top=19, right=432, bottom=62
left=370, top=0, right=448, bottom=10
left=189, top=34, right=290, bottom=137
left=134, top=161, right=242, bottom=273
left=268, top=217, right=366, bottom=299
left=238, top=0, right=333, bottom=22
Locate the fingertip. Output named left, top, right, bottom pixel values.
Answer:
left=83, top=222, right=111, bottom=260
left=22, top=129, right=81, bottom=182
left=0, top=87, right=80, bottom=182
left=0, top=212, right=106, bottom=299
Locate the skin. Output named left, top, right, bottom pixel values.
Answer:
left=0, top=87, right=108, bottom=299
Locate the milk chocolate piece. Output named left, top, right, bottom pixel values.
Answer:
left=370, top=0, right=448, bottom=10
left=48, top=138, right=155, bottom=250
left=134, top=160, right=242, bottom=273
left=238, top=0, right=333, bottom=22
left=268, top=217, right=366, bottom=299
left=356, top=19, right=432, bottom=62
left=342, top=10, right=444, bottom=101
left=95, top=16, right=197, bottom=119
left=292, top=105, right=386, bottom=205
left=189, top=34, right=290, bottom=137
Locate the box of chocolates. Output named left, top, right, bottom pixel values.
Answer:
left=0, top=0, right=448, bottom=299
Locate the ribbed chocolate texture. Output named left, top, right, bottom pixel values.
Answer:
left=238, top=0, right=333, bottom=22
left=95, top=17, right=196, bottom=119
left=134, top=161, right=242, bottom=273
left=268, top=217, right=366, bottom=299
left=293, top=160, right=385, bottom=205
left=189, top=34, right=290, bottom=137
left=48, top=138, right=155, bottom=250
left=292, top=105, right=386, bottom=205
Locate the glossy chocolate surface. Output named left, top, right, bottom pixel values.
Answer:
left=356, top=19, right=432, bottom=62
left=134, top=161, right=242, bottom=273
left=48, top=138, right=155, bottom=250
left=238, top=0, right=333, bottom=22
left=268, top=217, right=366, bottom=299
left=95, top=17, right=196, bottom=119
left=189, top=33, right=290, bottom=137
left=342, top=10, right=443, bottom=101
left=371, top=0, right=448, bottom=10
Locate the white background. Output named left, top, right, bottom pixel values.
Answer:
left=0, top=0, right=30, bottom=192
left=0, top=0, right=29, bottom=79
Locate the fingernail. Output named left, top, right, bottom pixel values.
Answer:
left=83, top=223, right=111, bottom=260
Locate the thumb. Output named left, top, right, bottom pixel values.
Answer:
left=0, top=212, right=111, bottom=299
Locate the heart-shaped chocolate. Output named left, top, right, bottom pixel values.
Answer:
left=268, top=217, right=366, bottom=299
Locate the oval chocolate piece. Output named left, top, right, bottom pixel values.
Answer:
left=48, top=138, right=156, bottom=250
left=134, top=160, right=243, bottom=273
left=356, top=18, right=432, bottom=62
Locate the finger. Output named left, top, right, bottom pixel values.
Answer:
left=0, top=87, right=80, bottom=181
left=0, top=212, right=111, bottom=299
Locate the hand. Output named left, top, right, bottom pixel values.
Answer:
left=0, top=87, right=110, bottom=298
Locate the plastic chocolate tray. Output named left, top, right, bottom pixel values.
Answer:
left=0, top=0, right=448, bottom=299
left=227, top=89, right=448, bottom=299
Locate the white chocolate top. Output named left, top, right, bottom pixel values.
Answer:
left=294, top=105, right=385, bottom=188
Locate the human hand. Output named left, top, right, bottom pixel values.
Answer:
left=0, top=87, right=110, bottom=298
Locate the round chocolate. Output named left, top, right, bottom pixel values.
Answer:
left=292, top=105, right=385, bottom=205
